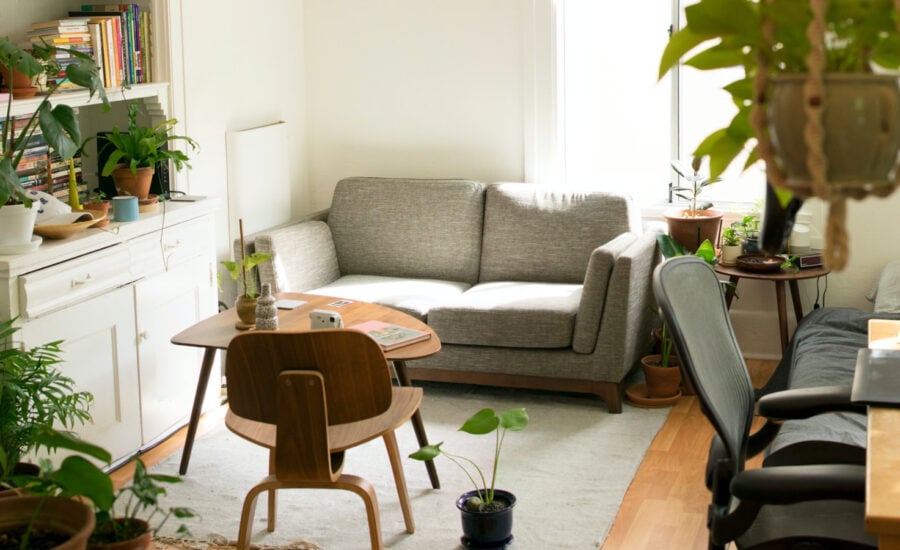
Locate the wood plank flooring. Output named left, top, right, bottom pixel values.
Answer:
left=111, top=359, right=778, bottom=548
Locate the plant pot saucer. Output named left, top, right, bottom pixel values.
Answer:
left=234, top=320, right=255, bottom=331
left=625, top=383, right=681, bottom=408
left=461, top=534, right=513, bottom=549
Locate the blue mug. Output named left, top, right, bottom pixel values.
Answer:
left=112, top=196, right=139, bottom=222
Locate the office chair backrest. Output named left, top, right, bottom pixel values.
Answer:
left=225, top=329, right=393, bottom=427
left=653, top=256, right=755, bottom=471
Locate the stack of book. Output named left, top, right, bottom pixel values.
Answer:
left=1, top=115, right=51, bottom=193
left=28, top=18, right=95, bottom=91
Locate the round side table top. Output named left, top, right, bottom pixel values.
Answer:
left=714, top=262, right=830, bottom=281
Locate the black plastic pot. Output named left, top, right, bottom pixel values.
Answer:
left=457, top=489, right=516, bottom=549
left=760, top=180, right=804, bottom=256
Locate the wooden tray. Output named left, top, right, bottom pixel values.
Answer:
left=736, top=254, right=783, bottom=273
left=33, top=212, right=106, bottom=239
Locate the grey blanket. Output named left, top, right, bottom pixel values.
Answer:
left=760, top=307, right=900, bottom=462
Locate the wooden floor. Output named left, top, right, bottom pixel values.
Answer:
left=111, top=359, right=778, bottom=548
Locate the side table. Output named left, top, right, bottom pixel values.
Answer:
left=714, top=263, right=831, bottom=353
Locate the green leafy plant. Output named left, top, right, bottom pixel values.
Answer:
left=657, top=233, right=717, bottom=266
left=409, top=407, right=529, bottom=512
left=0, top=37, right=108, bottom=206
left=658, top=0, right=900, bottom=182
left=671, top=157, right=721, bottom=216
left=100, top=100, right=198, bottom=176
left=88, top=457, right=196, bottom=544
left=221, top=251, right=272, bottom=300
left=721, top=226, right=741, bottom=247
left=0, top=318, right=95, bottom=489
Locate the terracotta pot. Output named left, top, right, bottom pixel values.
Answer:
left=664, top=208, right=724, bottom=253
left=111, top=167, right=154, bottom=200
left=234, top=295, right=257, bottom=328
left=83, top=201, right=111, bottom=227
left=0, top=495, right=94, bottom=550
left=457, top=489, right=515, bottom=548
left=0, top=66, right=34, bottom=89
left=769, top=73, right=900, bottom=187
left=641, top=355, right=682, bottom=398
left=88, top=518, right=151, bottom=550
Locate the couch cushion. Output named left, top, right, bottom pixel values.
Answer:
left=427, top=281, right=582, bottom=348
left=479, top=183, right=639, bottom=283
left=328, top=177, right=487, bottom=285
left=254, top=221, right=341, bottom=293
left=307, top=274, right=471, bottom=320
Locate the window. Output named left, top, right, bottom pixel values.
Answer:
left=543, top=0, right=765, bottom=209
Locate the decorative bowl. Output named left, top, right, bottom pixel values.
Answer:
left=735, top=254, right=783, bottom=273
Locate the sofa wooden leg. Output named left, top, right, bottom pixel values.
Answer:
left=595, top=383, right=623, bottom=413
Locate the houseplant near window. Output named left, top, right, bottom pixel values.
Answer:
left=0, top=37, right=107, bottom=246
left=221, top=219, right=272, bottom=329
left=99, top=101, right=198, bottom=200
left=410, top=407, right=529, bottom=548
left=665, top=156, right=724, bottom=252
left=659, top=0, right=900, bottom=269
left=720, top=226, right=743, bottom=266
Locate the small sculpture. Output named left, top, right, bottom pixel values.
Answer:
left=254, top=283, right=279, bottom=330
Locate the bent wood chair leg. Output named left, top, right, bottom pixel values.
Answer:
left=236, top=474, right=384, bottom=550
left=267, top=449, right=277, bottom=532
left=383, top=430, right=415, bottom=533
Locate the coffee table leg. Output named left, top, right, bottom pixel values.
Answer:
left=179, top=347, right=216, bottom=475
left=393, top=360, right=441, bottom=489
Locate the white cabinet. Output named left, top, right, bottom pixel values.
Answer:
left=2, top=201, right=219, bottom=467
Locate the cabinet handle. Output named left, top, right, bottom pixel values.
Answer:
left=163, top=240, right=183, bottom=251
left=70, top=273, right=93, bottom=287
left=138, top=331, right=148, bottom=342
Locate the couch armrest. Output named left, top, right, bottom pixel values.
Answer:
left=252, top=220, right=342, bottom=294
left=572, top=233, right=638, bottom=353
left=586, top=233, right=660, bottom=378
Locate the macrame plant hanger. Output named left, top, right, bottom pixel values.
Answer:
left=750, top=0, right=900, bottom=270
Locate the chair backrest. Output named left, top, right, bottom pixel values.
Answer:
left=653, top=256, right=755, bottom=472
left=226, top=329, right=393, bottom=427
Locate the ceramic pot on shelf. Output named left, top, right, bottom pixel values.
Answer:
left=82, top=201, right=111, bottom=227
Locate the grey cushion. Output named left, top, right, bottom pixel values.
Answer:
left=307, top=274, right=471, bottom=320
left=254, top=221, right=341, bottom=293
left=328, top=177, right=486, bottom=285
left=427, top=281, right=582, bottom=348
left=479, top=183, right=639, bottom=283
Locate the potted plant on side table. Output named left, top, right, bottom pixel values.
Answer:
left=665, top=157, right=724, bottom=252
left=99, top=100, right=198, bottom=202
left=410, top=407, right=529, bottom=549
left=0, top=37, right=107, bottom=250
left=221, top=219, right=271, bottom=329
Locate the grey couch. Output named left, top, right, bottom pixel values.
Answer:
left=242, top=177, right=660, bottom=413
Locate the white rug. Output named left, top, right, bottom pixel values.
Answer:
left=151, top=382, right=667, bottom=549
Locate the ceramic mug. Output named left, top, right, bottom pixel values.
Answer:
left=112, top=196, right=139, bottom=222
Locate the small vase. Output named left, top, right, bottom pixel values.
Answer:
left=254, top=283, right=278, bottom=330
left=234, top=295, right=257, bottom=329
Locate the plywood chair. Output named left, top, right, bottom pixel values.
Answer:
left=224, top=329, right=423, bottom=549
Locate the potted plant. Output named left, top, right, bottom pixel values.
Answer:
left=99, top=101, right=198, bottom=200
left=732, top=213, right=761, bottom=254
left=0, top=37, right=107, bottom=247
left=720, top=226, right=743, bottom=266
left=82, top=189, right=111, bottom=228
left=410, top=407, right=529, bottom=548
left=221, top=219, right=272, bottom=329
left=0, top=318, right=96, bottom=496
left=86, top=457, right=195, bottom=549
left=665, top=157, right=723, bottom=252
left=640, top=322, right=682, bottom=400
left=659, top=0, right=900, bottom=268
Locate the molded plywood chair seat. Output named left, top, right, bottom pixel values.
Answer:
left=653, top=257, right=875, bottom=550
left=224, top=329, right=423, bottom=550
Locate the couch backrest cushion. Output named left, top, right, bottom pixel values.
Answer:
left=254, top=221, right=341, bottom=293
left=479, top=183, right=639, bottom=283
left=328, top=177, right=487, bottom=285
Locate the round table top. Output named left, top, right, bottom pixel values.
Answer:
left=714, top=262, right=830, bottom=281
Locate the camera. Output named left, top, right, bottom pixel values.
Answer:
left=309, top=309, right=344, bottom=329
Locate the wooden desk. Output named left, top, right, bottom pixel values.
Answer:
left=171, top=293, right=443, bottom=488
left=714, top=264, right=830, bottom=353
left=866, top=319, right=900, bottom=548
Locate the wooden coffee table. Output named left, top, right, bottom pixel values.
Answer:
left=171, top=293, right=443, bottom=488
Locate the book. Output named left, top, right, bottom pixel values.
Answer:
left=349, top=320, right=431, bottom=351
left=851, top=348, right=900, bottom=406
left=30, top=18, right=90, bottom=29
left=29, top=25, right=90, bottom=36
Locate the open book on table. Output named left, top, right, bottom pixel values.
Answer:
left=348, top=320, right=431, bottom=351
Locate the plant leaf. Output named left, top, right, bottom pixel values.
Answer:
left=459, top=408, right=500, bottom=435
left=34, top=428, right=111, bottom=463
left=659, top=26, right=710, bottom=80
left=408, top=443, right=442, bottom=461
left=498, top=408, right=529, bottom=431
left=48, top=456, right=114, bottom=511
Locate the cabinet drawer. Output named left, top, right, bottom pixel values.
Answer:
left=129, top=215, right=214, bottom=276
left=18, top=246, right=134, bottom=319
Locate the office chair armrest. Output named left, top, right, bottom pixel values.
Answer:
left=757, top=386, right=866, bottom=419
left=731, top=464, right=866, bottom=505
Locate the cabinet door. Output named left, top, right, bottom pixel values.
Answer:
left=19, top=285, right=142, bottom=465
left=135, top=255, right=219, bottom=446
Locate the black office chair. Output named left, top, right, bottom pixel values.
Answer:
left=653, top=256, right=876, bottom=550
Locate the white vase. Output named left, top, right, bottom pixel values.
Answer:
left=0, top=203, right=37, bottom=245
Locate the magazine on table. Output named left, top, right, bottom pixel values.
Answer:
left=349, top=320, right=431, bottom=351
